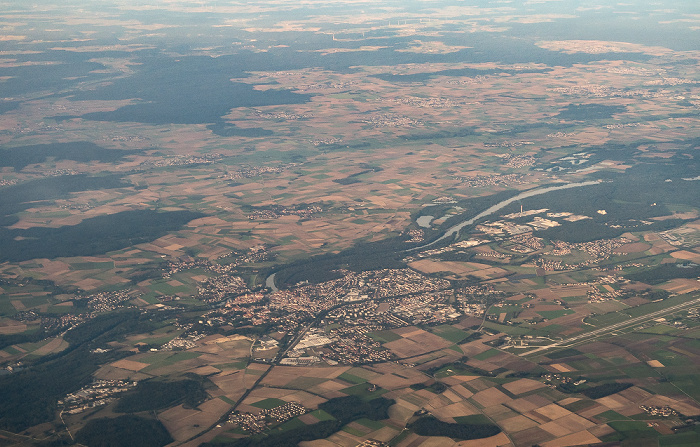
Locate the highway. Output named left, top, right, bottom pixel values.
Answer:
left=522, top=296, right=700, bottom=356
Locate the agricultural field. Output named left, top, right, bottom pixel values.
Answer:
left=0, top=0, right=700, bottom=446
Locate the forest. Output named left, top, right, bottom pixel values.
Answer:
left=0, top=209, right=204, bottom=262
left=114, top=378, right=208, bottom=413
left=409, top=415, right=501, bottom=440
left=0, top=311, right=160, bottom=432
left=74, top=415, right=173, bottom=447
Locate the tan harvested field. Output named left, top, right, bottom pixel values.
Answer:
left=500, top=414, right=540, bottom=432
left=670, top=250, right=700, bottom=260
left=502, top=378, right=547, bottom=395
left=511, top=426, right=555, bottom=446
left=208, top=370, right=249, bottom=396
left=472, top=387, right=513, bottom=407
left=33, top=337, right=69, bottom=355
left=456, top=432, right=512, bottom=447
left=0, top=320, right=27, bottom=334
left=408, top=260, right=509, bottom=280
left=384, top=338, right=434, bottom=358
left=159, top=398, right=231, bottom=442
left=110, top=359, right=150, bottom=371
left=614, top=242, right=652, bottom=254
left=541, top=430, right=600, bottom=447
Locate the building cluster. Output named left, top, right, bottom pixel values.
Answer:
left=432, top=196, right=457, bottom=204
left=603, top=122, right=643, bottom=129
left=393, top=96, right=458, bottom=108
left=405, top=229, right=425, bottom=243
left=160, top=333, right=206, bottom=351
left=541, top=372, right=583, bottom=386
left=355, top=440, right=385, bottom=447
left=549, top=84, right=613, bottom=97
left=485, top=141, right=535, bottom=148
left=446, top=75, right=488, bottom=85
left=536, top=238, right=631, bottom=271
left=163, top=258, right=211, bottom=277
left=324, top=300, right=404, bottom=327
left=658, top=231, right=683, bottom=247
left=547, top=132, right=576, bottom=138
left=457, top=173, right=527, bottom=188
left=202, top=300, right=289, bottom=330
left=311, top=137, right=342, bottom=146
left=507, top=234, right=545, bottom=253
left=225, top=163, right=297, bottom=180
left=41, top=313, right=92, bottom=332
left=0, top=179, right=17, bottom=187
left=247, top=204, right=322, bottom=220
left=59, top=202, right=95, bottom=211
left=477, top=250, right=510, bottom=260
left=640, top=405, right=677, bottom=417
left=254, top=110, right=312, bottom=120
left=478, top=209, right=593, bottom=238
left=361, top=114, right=421, bottom=128
left=646, top=77, right=697, bottom=86
left=197, top=275, right=250, bottom=303
left=44, top=169, right=80, bottom=176
left=322, top=326, right=395, bottom=364
left=409, top=238, right=489, bottom=260
left=373, top=269, right=451, bottom=299
left=87, top=290, right=133, bottom=312
left=269, top=269, right=449, bottom=317
left=388, top=291, right=461, bottom=325
left=587, top=283, right=625, bottom=303
left=12, top=310, right=40, bottom=322
left=106, top=135, right=150, bottom=142
left=58, top=380, right=137, bottom=414
left=503, top=155, right=536, bottom=169
left=140, top=153, right=221, bottom=168
left=241, top=245, right=276, bottom=264
left=228, top=401, right=307, bottom=432
left=298, top=81, right=357, bottom=92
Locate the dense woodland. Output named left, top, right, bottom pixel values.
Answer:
left=626, top=263, right=700, bottom=285
left=74, top=415, right=173, bottom=447
left=0, top=311, right=160, bottom=432
left=114, top=378, right=208, bottom=413
left=0, top=209, right=203, bottom=262
left=409, top=416, right=501, bottom=440
left=0, top=142, right=136, bottom=171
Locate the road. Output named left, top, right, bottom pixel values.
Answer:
left=522, top=296, right=700, bottom=356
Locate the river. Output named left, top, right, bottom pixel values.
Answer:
left=412, top=180, right=602, bottom=251
left=264, top=181, right=602, bottom=288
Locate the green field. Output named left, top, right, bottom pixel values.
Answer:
left=308, top=409, right=336, bottom=422
left=537, top=309, right=575, bottom=319
left=473, top=349, right=501, bottom=361
left=355, top=418, right=385, bottom=431
left=606, top=420, right=660, bottom=441
left=430, top=325, right=471, bottom=343
left=453, top=414, right=493, bottom=425
left=251, top=398, right=287, bottom=409
left=367, top=330, right=402, bottom=343
left=70, top=261, right=115, bottom=270
left=338, top=372, right=368, bottom=385
left=340, top=383, right=388, bottom=400
left=141, top=351, right=201, bottom=369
